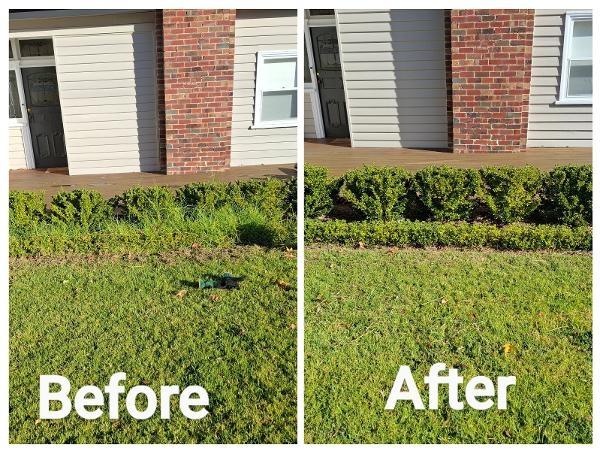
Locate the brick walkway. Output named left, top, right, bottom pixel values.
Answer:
left=10, top=164, right=296, bottom=200
left=305, top=139, right=592, bottom=176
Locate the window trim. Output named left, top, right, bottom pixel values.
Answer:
left=252, top=49, right=298, bottom=129
left=557, top=11, right=592, bottom=105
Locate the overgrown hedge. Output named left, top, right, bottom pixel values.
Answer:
left=306, top=219, right=591, bottom=251
left=305, top=164, right=592, bottom=226
left=9, top=178, right=297, bottom=256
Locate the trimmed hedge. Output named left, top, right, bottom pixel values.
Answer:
left=541, top=165, right=592, bottom=227
left=304, top=166, right=334, bottom=218
left=412, top=166, right=481, bottom=221
left=305, top=164, right=592, bottom=226
left=479, top=166, right=543, bottom=224
left=305, top=219, right=591, bottom=251
left=340, top=166, right=412, bottom=220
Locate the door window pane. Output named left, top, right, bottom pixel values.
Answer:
left=568, top=60, right=592, bottom=96
left=9, top=70, right=22, bottom=118
left=9, top=41, right=13, bottom=59
left=19, top=38, right=54, bottom=57
left=261, top=91, right=297, bottom=122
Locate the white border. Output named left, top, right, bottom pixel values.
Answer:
left=557, top=10, right=593, bottom=104
left=3, top=2, right=599, bottom=448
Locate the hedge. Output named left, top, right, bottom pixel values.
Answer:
left=305, top=219, right=591, bottom=251
left=9, top=178, right=296, bottom=230
left=304, top=164, right=592, bottom=226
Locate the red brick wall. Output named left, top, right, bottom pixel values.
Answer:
left=448, top=10, right=534, bottom=153
left=159, top=9, right=236, bottom=174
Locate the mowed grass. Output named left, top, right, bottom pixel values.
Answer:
left=305, top=247, right=592, bottom=444
left=10, top=248, right=296, bottom=443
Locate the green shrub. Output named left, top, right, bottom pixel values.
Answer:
left=233, top=178, right=288, bottom=215
left=541, top=165, right=592, bottom=226
left=340, top=166, right=412, bottom=220
left=176, top=182, right=229, bottom=212
left=176, top=178, right=291, bottom=217
left=283, top=176, right=298, bottom=218
left=9, top=191, right=46, bottom=228
left=49, top=189, right=112, bottom=230
left=305, top=165, right=334, bottom=218
left=305, top=219, right=591, bottom=251
left=413, top=166, right=481, bottom=221
left=112, top=186, right=183, bottom=224
left=479, top=166, right=543, bottom=224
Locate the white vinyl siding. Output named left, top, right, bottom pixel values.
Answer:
left=304, top=91, right=317, bottom=138
left=231, top=10, right=297, bottom=166
left=53, top=24, right=159, bottom=175
left=527, top=10, right=593, bottom=147
left=336, top=9, right=448, bottom=148
left=9, top=127, right=28, bottom=169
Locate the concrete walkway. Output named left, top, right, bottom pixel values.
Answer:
left=305, top=139, right=592, bottom=176
left=10, top=164, right=296, bottom=199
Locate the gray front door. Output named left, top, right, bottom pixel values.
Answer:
left=21, top=66, right=67, bottom=168
left=310, top=27, right=349, bottom=139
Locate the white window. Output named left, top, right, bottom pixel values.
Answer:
left=253, top=50, right=298, bottom=128
left=558, top=11, right=592, bottom=104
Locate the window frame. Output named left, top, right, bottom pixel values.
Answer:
left=252, top=49, right=298, bottom=129
left=557, top=11, right=593, bottom=105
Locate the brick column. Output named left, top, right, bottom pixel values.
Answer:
left=160, top=9, right=236, bottom=174
left=448, top=10, right=534, bottom=153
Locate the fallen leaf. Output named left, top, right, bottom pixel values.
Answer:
left=174, top=289, right=187, bottom=299
left=35, top=418, right=41, bottom=425
left=502, top=343, right=515, bottom=356
left=209, top=294, right=220, bottom=301
left=356, top=241, right=365, bottom=249
left=289, top=323, right=296, bottom=330
left=191, top=243, right=200, bottom=249
left=276, top=279, right=292, bottom=291
left=284, top=247, right=295, bottom=259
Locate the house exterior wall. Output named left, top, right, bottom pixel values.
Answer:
left=53, top=24, right=160, bottom=175
left=161, top=9, right=236, bottom=174
left=9, top=127, right=27, bottom=169
left=336, top=9, right=448, bottom=148
left=527, top=9, right=593, bottom=147
left=230, top=10, right=297, bottom=166
left=10, top=11, right=161, bottom=175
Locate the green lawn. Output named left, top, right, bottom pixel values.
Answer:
left=10, top=247, right=296, bottom=443
left=305, top=247, right=592, bottom=444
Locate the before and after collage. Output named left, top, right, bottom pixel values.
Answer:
left=5, top=3, right=595, bottom=445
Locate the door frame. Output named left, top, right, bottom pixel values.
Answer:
left=305, top=13, right=351, bottom=141
left=8, top=36, right=65, bottom=169
left=304, top=20, right=325, bottom=139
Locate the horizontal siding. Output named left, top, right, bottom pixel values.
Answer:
left=304, top=90, right=317, bottom=138
left=54, top=26, right=160, bottom=175
left=9, top=127, right=27, bottom=169
left=231, top=10, right=298, bottom=166
left=527, top=10, right=593, bottom=147
left=337, top=9, right=448, bottom=148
